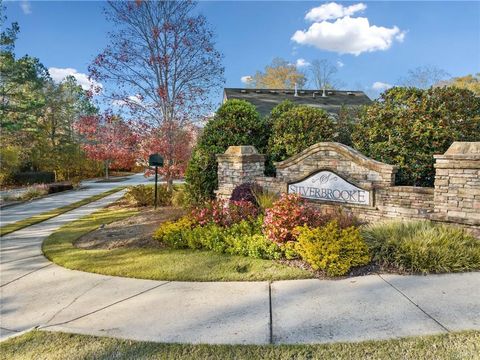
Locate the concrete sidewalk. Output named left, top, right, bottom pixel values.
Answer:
left=0, top=173, right=150, bottom=227
left=1, top=193, right=479, bottom=344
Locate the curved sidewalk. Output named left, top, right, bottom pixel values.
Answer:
left=0, top=173, right=150, bottom=227
left=1, top=193, right=479, bottom=344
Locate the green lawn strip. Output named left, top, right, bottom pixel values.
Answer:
left=0, top=187, right=125, bottom=237
left=2, top=330, right=479, bottom=360
left=42, top=207, right=312, bottom=281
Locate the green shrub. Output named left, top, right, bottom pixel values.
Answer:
left=153, top=217, right=192, bottom=248
left=352, top=87, right=480, bottom=186
left=226, top=233, right=282, bottom=260
left=153, top=216, right=282, bottom=260
left=334, top=105, right=362, bottom=147
left=362, top=221, right=480, bottom=274
left=281, top=241, right=299, bottom=260
left=185, top=99, right=270, bottom=203
left=124, top=184, right=172, bottom=207
left=268, top=102, right=335, bottom=163
left=223, top=218, right=282, bottom=260
left=295, top=221, right=371, bottom=276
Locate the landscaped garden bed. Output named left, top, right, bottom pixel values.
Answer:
left=43, top=183, right=480, bottom=281
left=42, top=185, right=312, bottom=281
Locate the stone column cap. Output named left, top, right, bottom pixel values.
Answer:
left=444, top=142, right=480, bottom=155
left=216, top=146, right=265, bottom=162
left=434, top=142, right=480, bottom=161
left=224, top=146, right=259, bottom=156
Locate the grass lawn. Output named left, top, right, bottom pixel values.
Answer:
left=42, top=206, right=312, bottom=281
left=1, top=330, right=479, bottom=360
left=0, top=187, right=125, bottom=237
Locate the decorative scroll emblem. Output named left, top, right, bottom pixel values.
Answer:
left=288, top=170, right=370, bottom=206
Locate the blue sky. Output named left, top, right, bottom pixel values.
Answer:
left=5, top=1, right=480, bottom=104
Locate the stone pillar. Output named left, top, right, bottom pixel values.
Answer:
left=215, top=146, right=265, bottom=200
left=433, top=142, right=480, bottom=227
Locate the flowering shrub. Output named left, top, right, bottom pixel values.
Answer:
left=190, top=199, right=259, bottom=227
left=262, top=193, right=322, bottom=244
left=295, top=221, right=371, bottom=276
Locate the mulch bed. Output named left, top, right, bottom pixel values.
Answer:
left=75, top=205, right=185, bottom=250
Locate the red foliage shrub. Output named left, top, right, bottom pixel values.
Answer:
left=228, top=200, right=259, bottom=224
left=262, top=193, right=324, bottom=244
left=190, top=199, right=259, bottom=227
left=230, top=183, right=262, bottom=206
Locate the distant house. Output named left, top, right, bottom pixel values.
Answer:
left=223, top=88, right=371, bottom=117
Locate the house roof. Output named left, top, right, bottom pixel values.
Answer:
left=223, top=88, right=371, bottom=116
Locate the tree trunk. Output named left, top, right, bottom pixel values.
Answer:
left=166, top=158, right=173, bottom=191
left=105, top=160, right=110, bottom=179
left=167, top=178, right=173, bottom=192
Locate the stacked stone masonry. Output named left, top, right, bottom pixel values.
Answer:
left=433, top=142, right=480, bottom=226
left=216, top=142, right=480, bottom=234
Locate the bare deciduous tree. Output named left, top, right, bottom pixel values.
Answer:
left=309, top=59, right=344, bottom=94
left=399, top=65, right=450, bottom=89
left=89, top=0, right=224, bottom=187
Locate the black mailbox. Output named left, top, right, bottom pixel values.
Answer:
left=149, top=154, right=164, bottom=167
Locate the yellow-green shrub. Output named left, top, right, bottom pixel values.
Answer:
left=153, top=217, right=283, bottom=260
left=295, top=221, right=371, bottom=276
left=153, top=217, right=192, bottom=248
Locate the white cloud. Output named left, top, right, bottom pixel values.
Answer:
left=305, top=2, right=366, bottom=22
left=20, top=0, right=31, bottom=14
left=296, top=58, right=310, bottom=67
left=48, top=67, right=102, bottom=91
left=240, top=75, right=253, bottom=84
left=336, top=60, right=344, bottom=68
left=372, top=81, right=393, bottom=91
left=292, top=15, right=405, bottom=56
left=112, top=95, right=143, bottom=107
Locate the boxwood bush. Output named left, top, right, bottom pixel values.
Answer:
left=362, top=220, right=480, bottom=274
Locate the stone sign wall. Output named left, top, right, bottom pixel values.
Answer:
left=216, top=142, right=480, bottom=234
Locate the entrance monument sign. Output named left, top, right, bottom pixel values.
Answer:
left=288, top=170, right=370, bottom=206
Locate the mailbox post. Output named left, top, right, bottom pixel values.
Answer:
left=148, top=154, right=164, bottom=209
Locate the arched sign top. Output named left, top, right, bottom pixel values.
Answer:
left=288, top=170, right=371, bottom=206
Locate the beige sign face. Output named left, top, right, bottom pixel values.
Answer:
left=288, top=170, right=370, bottom=206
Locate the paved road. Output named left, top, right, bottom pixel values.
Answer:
left=1, top=193, right=479, bottom=344
left=0, top=174, right=152, bottom=227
